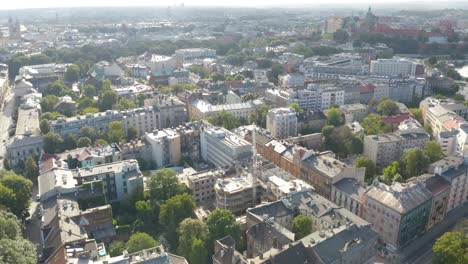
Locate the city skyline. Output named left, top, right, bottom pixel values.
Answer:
left=0, top=0, right=464, bottom=10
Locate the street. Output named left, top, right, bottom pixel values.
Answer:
left=0, top=86, right=14, bottom=169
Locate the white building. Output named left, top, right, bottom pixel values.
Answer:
left=174, top=48, right=216, bottom=66
left=144, top=55, right=176, bottom=75
left=143, top=129, right=181, bottom=169
left=190, top=99, right=263, bottom=120
left=370, top=58, right=422, bottom=77
left=201, top=127, right=252, bottom=168
left=266, top=108, right=298, bottom=139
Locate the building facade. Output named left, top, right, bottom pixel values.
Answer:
left=266, top=108, right=298, bottom=139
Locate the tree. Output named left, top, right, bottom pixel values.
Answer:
left=326, top=107, right=343, bottom=126
left=362, top=114, right=387, bottom=135
left=109, top=241, right=126, bottom=257
left=177, top=218, right=209, bottom=263
left=189, top=239, right=208, bottom=264
left=159, top=194, right=195, bottom=232
left=206, top=209, right=241, bottom=252
left=40, top=95, right=60, bottom=113
left=433, top=231, right=467, bottom=264
left=377, top=99, right=399, bottom=116
left=424, top=123, right=433, bottom=136
left=0, top=172, right=33, bottom=217
left=289, top=103, right=302, bottom=114
left=77, top=137, right=92, bottom=147
left=78, top=97, right=97, bottom=110
left=250, top=104, right=270, bottom=128
left=64, top=134, right=78, bottom=150
left=43, top=132, right=64, bottom=154
left=64, top=64, right=80, bottom=83
left=267, top=64, right=284, bottom=84
left=127, top=126, right=138, bottom=141
left=98, top=90, right=117, bottom=111
left=108, top=121, right=125, bottom=143
left=24, top=157, right=39, bottom=180
left=126, top=232, right=159, bottom=254
left=148, top=168, right=186, bottom=202
left=428, top=56, right=438, bottom=65
left=207, top=111, right=240, bottom=130
left=382, top=161, right=400, bottom=184
left=80, top=126, right=96, bottom=142
left=95, top=139, right=108, bottom=146
left=292, top=215, right=313, bottom=239
left=354, top=157, right=376, bottom=183
left=83, top=84, right=97, bottom=97
left=409, top=108, right=423, bottom=124
left=322, top=125, right=362, bottom=158
left=116, top=97, right=137, bottom=111
left=424, top=141, right=443, bottom=163
left=0, top=211, right=36, bottom=264
left=209, top=72, right=225, bottom=82
left=40, top=119, right=51, bottom=134
left=402, top=148, right=429, bottom=178
left=45, top=81, right=74, bottom=98
left=242, top=93, right=256, bottom=102
left=333, top=29, right=349, bottom=44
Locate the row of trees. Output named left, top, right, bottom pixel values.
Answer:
left=42, top=121, right=129, bottom=154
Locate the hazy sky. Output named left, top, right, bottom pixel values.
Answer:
left=1, top=0, right=455, bottom=10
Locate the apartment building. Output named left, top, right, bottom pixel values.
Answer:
left=301, top=53, right=369, bottom=80
left=143, top=128, right=181, bottom=169
left=266, top=107, right=298, bottom=139
left=407, top=174, right=450, bottom=230
left=299, top=151, right=365, bottom=199
left=174, top=48, right=216, bottom=66
left=144, top=96, right=188, bottom=129
left=215, top=174, right=258, bottom=215
left=278, top=74, right=305, bottom=88
left=370, top=58, right=423, bottom=77
left=363, top=129, right=429, bottom=168
left=18, top=63, right=69, bottom=90
left=201, top=127, right=252, bottom=168
left=7, top=102, right=43, bottom=167
left=51, top=110, right=124, bottom=137
left=189, top=99, right=263, bottom=120
left=339, top=103, right=369, bottom=123
left=332, top=178, right=366, bottom=216
left=436, top=123, right=468, bottom=156
left=362, top=181, right=432, bottom=250
left=73, top=159, right=144, bottom=201
left=420, top=97, right=467, bottom=136
left=187, top=170, right=223, bottom=205
left=429, top=155, right=468, bottom=213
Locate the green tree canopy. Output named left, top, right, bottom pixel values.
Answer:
left=126, top=126, right=138, bottom=141
left=292, top=215, right=314, bottom=239
left=423, top=141, right=443, bottom=163
left=382, top=161, right=401, bottom=184
left=326, top=107, right=343, bottom=127
left=402, top=148, right=429, bottom=178
left=177, top=218, right=209, bottom=263
left=64, top=134, right=78, bottom=150
left=109, top=241, right=126, bottom=257
left=409, top=108, right=423, bottom=124
left=108, top=121, right=125, bottom=143
left=98, top=89, right=117, bottom=111
left=159, top=194, right=195, bottom=247
left=43, top=132, right=64, bottom=154
left=116, top=97, right=137, bottom=111
left=354, top=157, right=376, bottom=183
left=206, top=209, right=241, bottom=252
left=24, top=157, right=39, bottom=180
left=289, top=103, right=302, bottom=114
left=207, top=111, right=240, bottom=130
left=362, top=114, right=388, bottom=135
left=0, top=211, right=36, bottom=264
left=0, top=172, right=33, bottom=217
left=40, top=119, right=51, bottom=134
left=77, top=137, right=92, bottom=147
left=322, top=126, right=362, bottom=158
left=80, top=126, right=97, bottom=142
left=148, top=168, right=186, bottom=203
left=377, top=99, right=399, bottom=116
left=40, top=95, right=60, bottom=112
left=64, top=64, right=80, bottom=83
left=83, top=84, right=97, bottom=97
left=433, top=231, right=467, bottom=264
left=126, top=232, right=159, bottom=254
left=333, top=29, right=349, bottom=44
